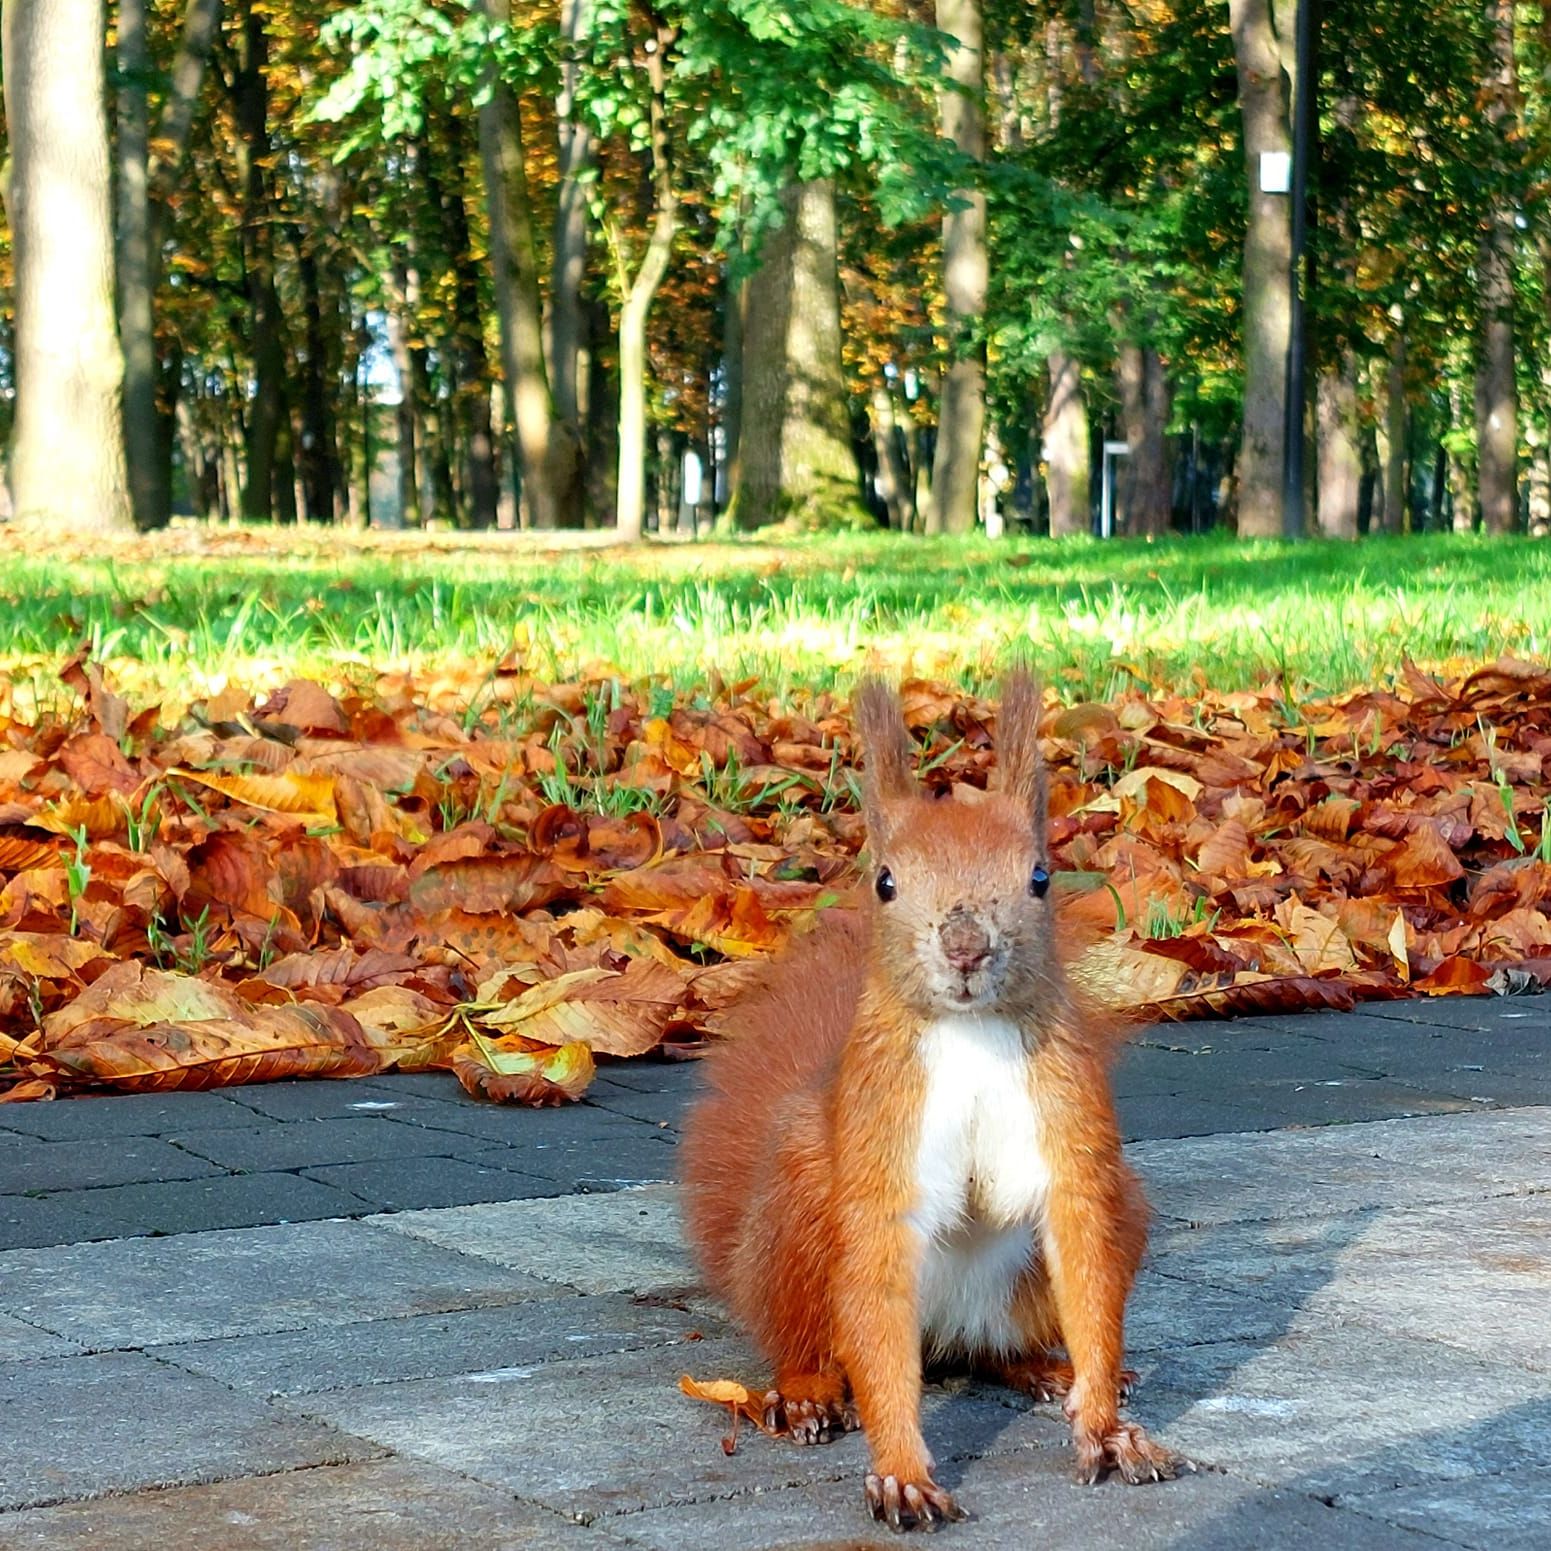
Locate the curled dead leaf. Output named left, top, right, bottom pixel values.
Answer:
left=451, top=1030, right=594, bottom=1104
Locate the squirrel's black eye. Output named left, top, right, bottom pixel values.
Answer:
left=1029, top=865, right=1051, bottom=899
left=875, top=867, right=897, bottom=903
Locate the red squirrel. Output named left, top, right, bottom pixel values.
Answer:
left=681, top=672, right=1183, bottom=1531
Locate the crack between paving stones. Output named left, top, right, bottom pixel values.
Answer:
left=1328, top=1488, right=1494, bottom=1547
left=153, top=1327, right=716, bottom=1397
left=0, top=1444, right=389, bottom=1517
left=1144, top=1179, right=1551, bottom=1233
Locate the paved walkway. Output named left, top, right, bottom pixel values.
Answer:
left=0, top=995, right=1547, bottom=1548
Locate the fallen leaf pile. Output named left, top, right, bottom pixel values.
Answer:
left=2, top=651, right=1549, bottom=1105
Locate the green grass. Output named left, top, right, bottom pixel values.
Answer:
left=3, top=528, right=1548, bottom=715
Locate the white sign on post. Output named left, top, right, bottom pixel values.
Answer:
left=1260, top=151, right=1292, bottom=194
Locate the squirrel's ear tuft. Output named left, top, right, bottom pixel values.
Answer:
left=994, top=669, right=1049, bottom=852
left=854, top=678, right=916, bottom=831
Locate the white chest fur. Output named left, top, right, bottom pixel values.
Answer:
left=910, top=1014, right=1049, bottom=1357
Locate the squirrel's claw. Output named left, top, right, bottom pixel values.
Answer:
left=762, top=1389, right=858, bottom=1445
left=865, top=1472, right=967, bottom=1532
left=1073, top=1421, right=1191, bottom=1486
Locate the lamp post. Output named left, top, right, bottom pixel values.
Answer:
left=1282, top=0, right=1318, bottom=540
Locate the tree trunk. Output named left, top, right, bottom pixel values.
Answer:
left=116, top=0, right=160, bottom=531
left=614, top=19, right=678, bottom=542
left=1228, top=0, right=1294, bottom=537
left=432, top=109, right=499, bottom=528
left=584, top=295, right=619, bottom=524
left=721, top=255, right=745, bottom=515
left=733, top=180, right=862, bottom=529
left=117, top=0, right=222, bottom=531
left=295, top=238, right=341, bottom=522
left=2, top=0, right=132, bottom=532
left=909, top=419, right=935, bottom=533
left=869, top=381, right=914, bottom=530
left=1449, top=379, right=1477, bottom=533
left=549, top=0, right=594, bottom=483
left=930, top=0, right=988, bottom=535
left=385, top=290, right=422, bottom=527
left=1477, top=0, right=1519, bottom=533
left=1379, top=326, right=1407, bottom=532
left=232, top=0, right=289, bottom=522
left=1315, top=357, right=1361, bottom=538
left=1117, top=339, right=1172, bottom=536
left=478, top=0, right=577, bottom=528
left=1044, top=350, right=1090, bottom=536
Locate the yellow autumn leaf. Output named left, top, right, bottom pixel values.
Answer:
left=168, top=767, right=338, bottom=821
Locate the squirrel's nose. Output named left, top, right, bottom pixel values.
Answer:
left=940, top=908, right=991, bottom=973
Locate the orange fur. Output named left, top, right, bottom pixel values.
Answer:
left=680, top=675, right=1181, bottom=1531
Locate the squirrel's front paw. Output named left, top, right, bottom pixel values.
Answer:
left=864, top=1471, right=967, bottom=1532
left=1073, top=1420, right=1190, bottom=1486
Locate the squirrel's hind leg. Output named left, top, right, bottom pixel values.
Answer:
left=763, top=1370, right=859, bottom=1444
left=992, top=1259, right=1136, bottom=1404
left=730, top=1091, right=852, bottom=1444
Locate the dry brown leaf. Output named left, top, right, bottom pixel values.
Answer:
left=678, top=1374, right=779, bottom=1454
left=0, top=932, right=110, bottom=980
left=169, top=767, right=338, bottom=821
left=451, top=1031, right=595, bottom=1104
left=473, top=959, right=690, bottom=1057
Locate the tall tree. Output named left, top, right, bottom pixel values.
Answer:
left=1043, top=353, right=1090, bottom=535
left=1, top=0, right=132, bottom=531
left=733, top=180, right=862, bottom=529
left=1476, top=0, right=1518, bottom=533
left=479, top=0, right=577, bottom=529
left=1117, top=335, right=1173, bottom=536
left=930, top=0, right=987, bottom=535
left=611, top=13, right=679, bottom=541
left=117, top=0, right=223, bottom=531
left=1227, top=0, right=1294, bottom=536
left=550, top=0, right=595, bottom=490
left=231, top=0, right=293, bottom=522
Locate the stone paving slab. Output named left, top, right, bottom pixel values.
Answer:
left=585, top=1084, right=694, bottom=1129
left=1123, top=1035, right=1390, bottom=1083
left=1353, top=998, right=1544, bottom=1031
left=0, top=1218, right=550, bottom=1347
left=1114, top=1094, right=1271, bottom=1140
left=303, top=1155, right=563, bottom=1211
left=0, top=1191, right=126, bottom=1251
left=1130, top=1108, right=1551, bottom=1226
left=1124, top=1269, right=1288, bottom=1354
left=1341, top=1464, right=1551, bottom=1551
left=165, top=1116, right=472, bottom=1172
left=1180, top=1076, right=1483, bottom=1129
left=218, top=1082, right=467, bottom=1124
left=0, top=1350, right=379, bottom=1512
left=386, top=1096, right=673, bottom=1148
left=1131, top=1326, right=1551, bottom=1498
left=453, top=1137, right=679, bottom=1193
left=0, top=1311, right=83, bottom=1362
left=611, top=1451, right=1443, bottom=1551
left=1150, top=1191, right=1551, bottom=1374
left=285, top=1338, right=1073, bottom=1523
left=58, top=1170, right=376, bottom=1238
left=162, top=1294, right=718, bottom=1396
left=0, top=1457, right=621, bottom=1550
left=0, top=1089, right=274, bottom=1140
left=0, top=1133, right=223, bottom=1192
left=372, top=1186, right=694, bottom=1296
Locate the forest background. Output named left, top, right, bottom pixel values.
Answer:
left=0, top=0, right=1541, bottom=546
